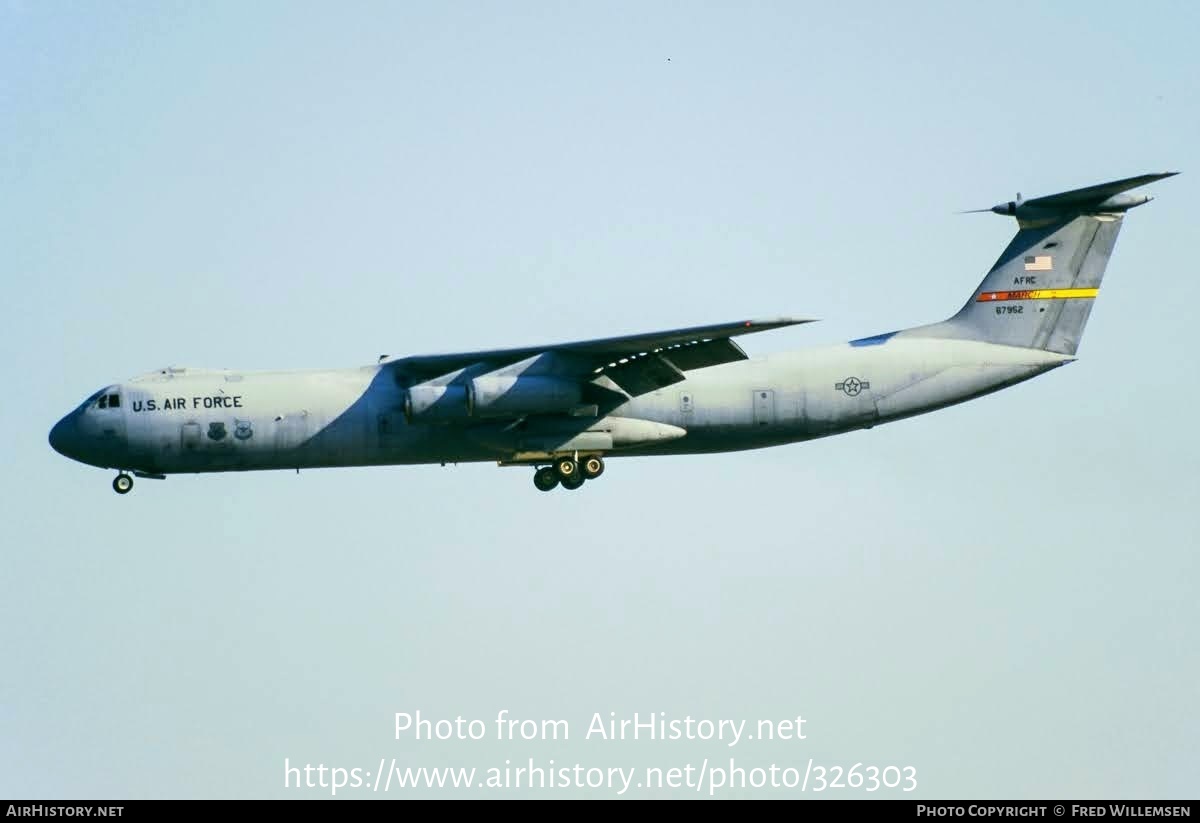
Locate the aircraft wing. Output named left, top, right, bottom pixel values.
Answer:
left=385, top=317, right=814, bottom=397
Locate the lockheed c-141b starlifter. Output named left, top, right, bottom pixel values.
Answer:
left=49, top=173, right=1175, bottom=494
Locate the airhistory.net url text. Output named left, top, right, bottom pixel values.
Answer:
left=284, top=757, right=918, bottom=796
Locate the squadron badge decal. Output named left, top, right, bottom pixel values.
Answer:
left=207, top=422, right=227, bottom=441
left=234, top=420, right=253, bottom=440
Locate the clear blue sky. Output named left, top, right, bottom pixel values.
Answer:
left=3, top=1, right=1196, bottom=798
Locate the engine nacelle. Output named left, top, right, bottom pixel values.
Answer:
left=467, top=376, right=582, bottom=418
left=404, top=384, right=470, bottom=422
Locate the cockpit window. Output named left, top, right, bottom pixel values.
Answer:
left=108, top=393, right=120, bottom=408
left=98, top=395, right=108, bottom=409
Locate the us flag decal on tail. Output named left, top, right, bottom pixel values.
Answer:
left=1024, top=255, right=1053, bottom=271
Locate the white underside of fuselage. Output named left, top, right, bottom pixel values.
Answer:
left=75, top=337, right=1070, bottom=476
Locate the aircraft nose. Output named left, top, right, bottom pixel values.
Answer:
left=49, top=413, right=78, bottom=458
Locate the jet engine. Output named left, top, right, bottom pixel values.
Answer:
left=404, top=384, right=470, bottom=422
left=466, top=376, right=582, bottom=418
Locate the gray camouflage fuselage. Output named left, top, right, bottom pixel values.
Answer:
left=48, top=337, right=1070, bottom=475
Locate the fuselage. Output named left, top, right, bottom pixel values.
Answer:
left=48, top=336, right=1072, bottom=477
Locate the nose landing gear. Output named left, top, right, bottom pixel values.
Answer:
left=112, top=473, right=134, bottom=494
left=531, top=455, right=606, bottom=492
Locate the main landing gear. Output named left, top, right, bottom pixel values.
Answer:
left=532, top=456, right=606, bottom=492
left=112, top=472, right=134, bottom=495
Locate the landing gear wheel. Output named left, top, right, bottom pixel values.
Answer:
left=560, top=473, right=585, bottom=491
left=112, top=473, right=134, bottom=495
left=554, top=457, right=579, bottom=481
left=581, top=456, right=605, bottom=479
left=533, top=466, right=560, bottom=492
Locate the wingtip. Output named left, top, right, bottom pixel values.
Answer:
left=745, top=317, right=819, bottom=327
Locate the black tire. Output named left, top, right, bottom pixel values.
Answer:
left=533, top=466, right=560, bottom=492
left=560, top=473, right=585, bottom=491
left=112, top=474, right=133, bottom=495
left=582, top=456, right=605, bottom=479
left=554, top=457, right=578, bottom=480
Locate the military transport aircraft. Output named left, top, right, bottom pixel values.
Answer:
left=50, top=173, right=1174, bottom=494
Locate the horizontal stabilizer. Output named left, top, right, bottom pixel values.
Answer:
left=1021, top=172, right=1177, bottom=209
left=968, top=172, right=1178, bottom=226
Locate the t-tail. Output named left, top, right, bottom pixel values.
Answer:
left=912, top=172, right=1177, bottom=355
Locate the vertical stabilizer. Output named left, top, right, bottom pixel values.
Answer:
left=912, top=172, right=1175, bottom=354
